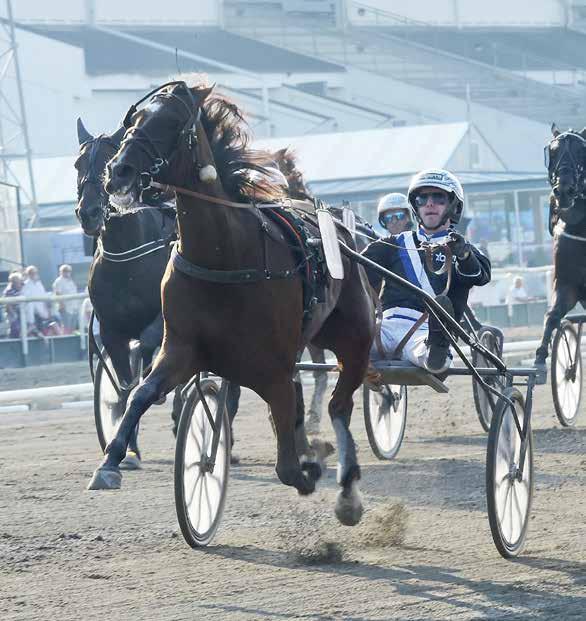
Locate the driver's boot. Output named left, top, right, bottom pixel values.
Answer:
left=424, top=295, right=454, bottom=375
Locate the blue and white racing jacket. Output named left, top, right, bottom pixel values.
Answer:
left=362, top=228, right=491, bottom=322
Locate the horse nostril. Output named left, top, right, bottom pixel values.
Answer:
left=113, top=163, right=135, bottom=183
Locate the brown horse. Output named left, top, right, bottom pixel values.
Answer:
left=89, top=81, right=375, bottom=525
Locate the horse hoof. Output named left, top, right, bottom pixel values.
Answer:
left=120, top=451, right=142, bottom=470
left=296, top=471, right=316, bottom=496
left=87, top=467, right=122, bottom=490
left=334, top=483, right=363, bottom=526
left=301, top=460, right=322, bottom=482
left=230, top=453, right=241, bottom=466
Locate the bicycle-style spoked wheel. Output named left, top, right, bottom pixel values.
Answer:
left=472, top=327, right=505, bottom=433
left=551, top=321, right=582, bottom=427
left=486, top=387, right=533, bottom=559
left=363, top=384, right=407, bottom=460
left=93, top=345, right=141, bottom=452
left=175, top=378, right=231, bottom=547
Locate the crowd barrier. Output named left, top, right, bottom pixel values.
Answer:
left=0, top=292, right=90, bottom=367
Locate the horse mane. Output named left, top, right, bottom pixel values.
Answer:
left=273, top=147, right=313, bottom=201
left=196, top=88, right=286, bottom=203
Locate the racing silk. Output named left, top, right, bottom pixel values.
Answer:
left=362, top=228, right=491, bottom=321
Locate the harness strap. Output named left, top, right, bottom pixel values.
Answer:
left=171, top=245, right=300, bottom=283
left=423, top=243, right=453, bottom=296
left=98, top=237, right=169, bottom=262
left=559, top=230, right=586, bottom=242
left=149, top=181, right=317, bottom=216
left=392, top=313, right=428, bottom=360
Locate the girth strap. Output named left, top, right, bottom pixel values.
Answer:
left=171, top=245, right=299, bottom=283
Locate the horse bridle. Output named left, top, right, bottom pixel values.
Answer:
left=78, top=135, right=120, bottom=222
left=546, top=131, right=586, bottom=201
left=119, top=80, right=201, bottom=191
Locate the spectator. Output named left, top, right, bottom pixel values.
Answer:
left=21, top=265, right=51, bottom=334
left=506, top=276, right=531, bottom=305
left=3, top=271, right=24, bottom=338
left=53, top=264, right=78, bottom=333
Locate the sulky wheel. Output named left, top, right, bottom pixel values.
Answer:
left=486, top=387, right=533, bottom=559
left=551, top=321, right=582, bottom=427
left=472, top=327, right=505, bottom=433
left=174, top=378, right=231, bottom=548
left=363, top=384, right=407, bottom=460
left=93, top=345, right=141, bottom=452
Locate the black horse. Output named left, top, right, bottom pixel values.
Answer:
left=75, top=118, right=177, bottom=466
left=90, top=81, right=375, bottom=526
left=535, top=124, right=586, bottom=366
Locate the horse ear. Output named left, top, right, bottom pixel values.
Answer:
left=551, top=122, right=560, bottom=137
left=111, top=125, right=126, bottom=146
left=77, top=117, right=93, bottom=145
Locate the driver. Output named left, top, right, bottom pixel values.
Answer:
left=377, top=192, right=414, bottom=235
left=363, top=169, right=491, bottom=374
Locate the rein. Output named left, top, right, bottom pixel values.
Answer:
left=149, top=181, right=278, bottom=210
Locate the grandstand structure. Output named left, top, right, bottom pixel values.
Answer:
left=2, top=0, right=585, bottom=271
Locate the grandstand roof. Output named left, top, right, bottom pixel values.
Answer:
left=309, top=171, right=548, bottom=203
left=255, top=122, right=474, bottom=182
left=23, top=25, right=344, bottom=75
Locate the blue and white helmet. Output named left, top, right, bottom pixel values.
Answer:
left=377, top=192, right=414, bottom=228
left=407, top=169, right=464, bottom=224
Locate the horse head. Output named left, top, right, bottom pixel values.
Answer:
left=105, top=81, right=214, bottom=211
left=546, top=123, right=586, bottom=231
left=74, top=118, right=125, bottom=235
left=105, top=80, right=286, bottom=212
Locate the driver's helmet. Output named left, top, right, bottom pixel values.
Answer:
left=377, top=192, right=413, bottom=228
left=407, top=169, right=464, bottom=224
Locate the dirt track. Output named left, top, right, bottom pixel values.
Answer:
left=1, top=370, right=585, bottom=620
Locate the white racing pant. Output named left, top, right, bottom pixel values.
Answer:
left=370, top=307, right=452, bottom=369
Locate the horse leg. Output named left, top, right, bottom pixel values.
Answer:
left=88, top=343, right=194, bottom=490
left=265, top=378, right=320, bottom=496
left=306, top=344, right=327, bottom=433
left=226, top=383, right=241, bottom=464
left=100, top=330, right=141, bottom=465
left=535, top=285, right=577, bottom=365
left=314, top=310, right=373, bottom=526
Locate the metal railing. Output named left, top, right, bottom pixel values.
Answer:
left=0, top=292, right=90, bottom=363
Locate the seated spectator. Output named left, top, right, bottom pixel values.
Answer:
left=52, top=264, right=79, bottom=334
left=3, top=271, right=24, bottom=338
